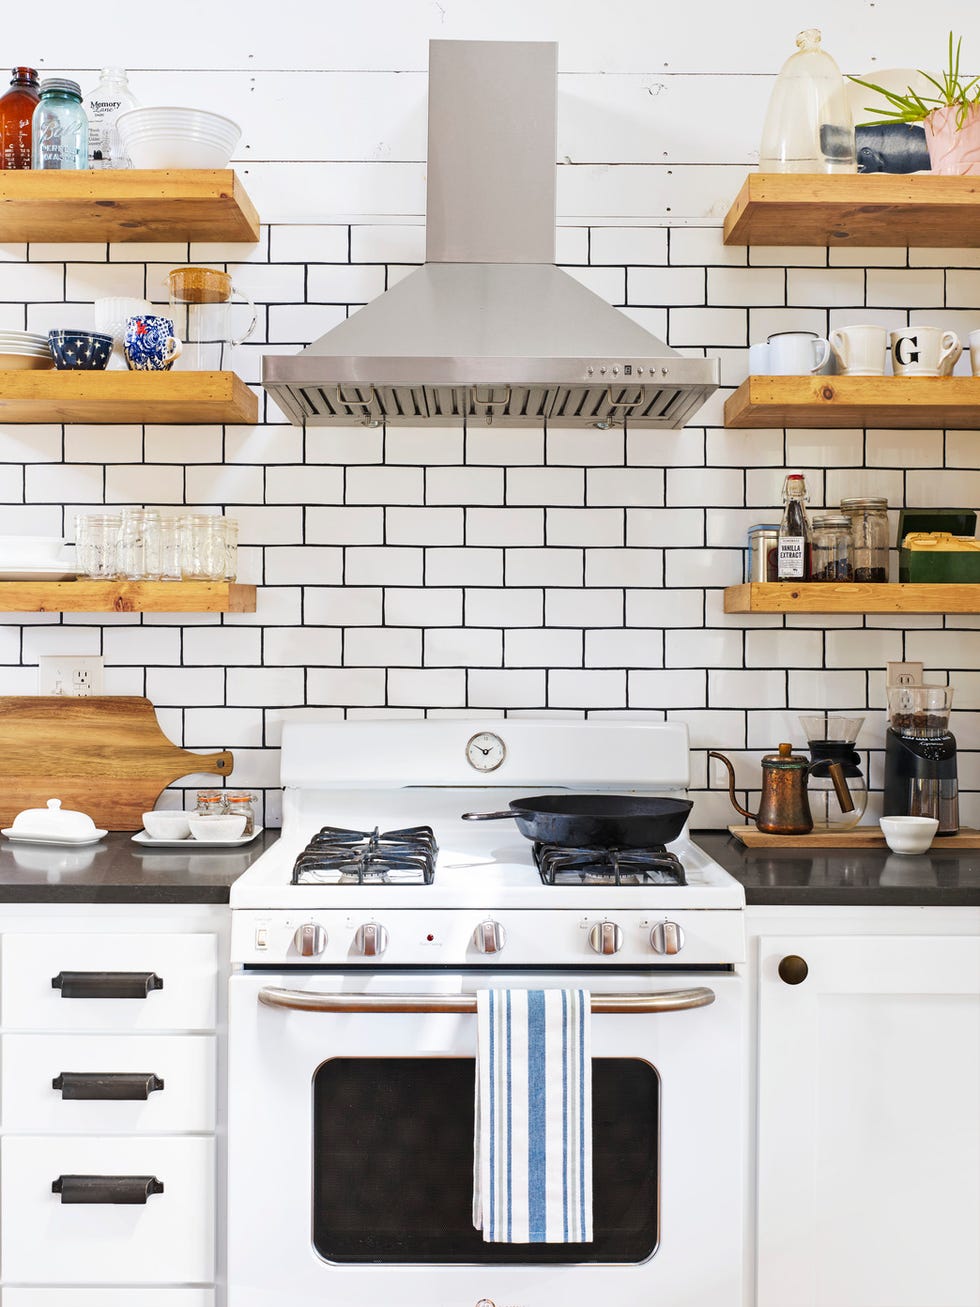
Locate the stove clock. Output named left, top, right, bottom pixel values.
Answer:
left=465, top=730, right=506, bottom=772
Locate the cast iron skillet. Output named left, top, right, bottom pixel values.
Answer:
left=461, top=794, right=693, bottom=849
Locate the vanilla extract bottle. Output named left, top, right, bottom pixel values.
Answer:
left=777, top=472, right=812, bottom=579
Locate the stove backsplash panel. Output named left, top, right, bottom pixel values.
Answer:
left=1, top=222, right=977, bottom=830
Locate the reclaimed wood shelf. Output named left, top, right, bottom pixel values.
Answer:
left=0, top=169, right=259, bottom=243
left=725, top=375, right=980, bottom=430
left=0, top=581, right=256, bottom=614
left=0, top=370, right=257, bottom=424
left=723, top=173, right=980, bottom=247
left=724, top=582, right=980, bottom=614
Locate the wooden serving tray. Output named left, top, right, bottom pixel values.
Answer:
left=728, top=824, right=980, bottom=849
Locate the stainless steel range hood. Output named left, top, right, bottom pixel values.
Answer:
left=263, top=40, right=719, bottom=429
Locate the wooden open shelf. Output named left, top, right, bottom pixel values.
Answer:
left=0, top=169, right=259, bottom=243
left=0, top=370, right=257, bottom=424
left=723, top=173, right=980, bottom=247
left=724, top=582, right=980, bottom=614
left=725, top=375, right=980, bottom=429
left=0, top=581, right=256, bottom=614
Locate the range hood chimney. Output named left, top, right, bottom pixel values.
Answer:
left=262, top=40, right=719, bottom=429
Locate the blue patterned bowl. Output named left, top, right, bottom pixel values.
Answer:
left=48, top=330, right=113, bottom=370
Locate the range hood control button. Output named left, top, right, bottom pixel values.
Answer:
left=588, top=920, right=623, bottom=955
left=293, top=923, right=327, bottom=957
left=650, top=921, right=685, bottom=955
left=473, top=920, right=507, bottom=954
left=354, top=922, right=389, bottom=957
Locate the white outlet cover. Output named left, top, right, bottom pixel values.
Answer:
left=38, top=655, right=105, bottom=697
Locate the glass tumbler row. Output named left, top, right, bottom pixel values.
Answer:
left=75, top=511, right=238, bottom=581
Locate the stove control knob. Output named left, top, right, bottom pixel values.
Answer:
left=650, top=920, right=685, bottom=955
left=293, top=922, right=327, bottom=957
left=354, top=922, right=389, bottom=957
left=588, top=920, right=623, bottom=955
left=473, top=920, right=507, bottom=954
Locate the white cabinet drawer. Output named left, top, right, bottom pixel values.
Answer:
left=1, top=934, right=218, bottom=1031
left=1, top=1136, right=215, bottom=1284
left=3, top=1292, right=215, bottom=1307
left=2, top=1034, right=217, bottom=1133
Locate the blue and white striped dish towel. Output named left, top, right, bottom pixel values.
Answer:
left=473, top=988, right=593, bottom=1243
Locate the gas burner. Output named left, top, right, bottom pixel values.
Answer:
left=533, top=842, right=687, bottom=887
left=291, top=825, right=438, bottom=886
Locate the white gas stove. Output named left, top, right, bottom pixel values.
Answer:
left=230, top=718, right=745, bottom=968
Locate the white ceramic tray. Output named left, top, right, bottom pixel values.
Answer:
left=132, top=825, right=264, bottom=849
left=1, top=829, right=108, bottom=846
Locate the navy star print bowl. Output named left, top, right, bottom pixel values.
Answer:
left=48, top=330, right=113, bottom=370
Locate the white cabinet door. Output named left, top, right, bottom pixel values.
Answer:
left=757, top=934, right=980, bottom=1307
left=1, top=1136, right=215, bottom=1284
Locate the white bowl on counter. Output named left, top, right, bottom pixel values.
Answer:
left=142, top=810, right=193, bottom=840
left=188, top=813, right=247, bottom=842
left=879, top=815, right=939, bottom=855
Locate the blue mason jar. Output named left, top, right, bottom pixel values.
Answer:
left=32, top=78, right=88, bottom=169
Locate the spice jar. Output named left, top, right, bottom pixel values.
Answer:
left=196, top=789, right=226, bottom=817
left=746, top=524, right=780, bottom=582
left=225, top=791, right=255, bottom=836
left=840, top=496, right=889, bottom=582
left=811, top=514, right=853, bottom=581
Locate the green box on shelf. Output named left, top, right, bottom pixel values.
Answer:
left=898, top=507, right=980, bottom=583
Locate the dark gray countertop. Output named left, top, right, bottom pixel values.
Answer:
left=0, top=829, right=279, bottom=903
left=695, top=830, right=980, bottom=907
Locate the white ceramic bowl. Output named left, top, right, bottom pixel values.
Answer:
left=142, top=810, right=192, bottom=840
left=0, top=535, right=68, bottom=564
left=879, top=815, right=939, bottom=855
left=188, top=813, right=247, bottom=842
left=115, top=107, right=241, bottom=169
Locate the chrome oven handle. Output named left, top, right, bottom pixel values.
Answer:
left=257, top=986, right=715, bottom=1014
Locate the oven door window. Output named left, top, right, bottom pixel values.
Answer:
left=312, top=1056, right=659, bottom=1265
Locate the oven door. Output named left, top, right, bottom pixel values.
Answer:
left=228, top=968, right=744, bottom=1307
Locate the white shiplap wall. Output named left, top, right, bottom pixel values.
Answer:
left=2, top=1, right=980, bottom=829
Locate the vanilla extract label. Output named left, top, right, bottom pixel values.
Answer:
left=777, top=536, right=805, bottom=579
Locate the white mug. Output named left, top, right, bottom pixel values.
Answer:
left=889, top=326, right=962, bottom=377
left=748, top=342, right=771, bottom=374
left=829, top=324, right=887, bottom=376
left=968, top=329, right=980, bottom=376
left=766, top=330, right=831, bottom=376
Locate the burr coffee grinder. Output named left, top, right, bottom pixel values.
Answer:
left=883, top=682, right=959, bottom=835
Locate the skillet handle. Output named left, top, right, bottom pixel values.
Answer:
left=461, top=810, right=515, bottom=821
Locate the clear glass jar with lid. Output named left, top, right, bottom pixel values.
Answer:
left=840, top=496, right=889, bottom=582
left=759, top=29, right=856, bottom=173
left=31, top=78, right=88, bottom=170
left=225, top=790, right=255, bottom=835
left=811, top=513, right=853, bottom=581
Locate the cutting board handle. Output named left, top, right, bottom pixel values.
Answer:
left=200, top=750, right=233, bottom=775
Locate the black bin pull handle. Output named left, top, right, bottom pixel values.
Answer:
left=52, top=1174, right=164, bottom=1204
left=51, top=971, right=164, bottom=999
left=52, top=1072, right=165, bottom=1100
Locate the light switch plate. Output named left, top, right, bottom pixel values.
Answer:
left=886, top=661, right=924, bottom=688
left=38, top=655, right=104, bottom=696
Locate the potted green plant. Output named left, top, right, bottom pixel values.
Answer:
left=850, top=33, right=980, bottom=174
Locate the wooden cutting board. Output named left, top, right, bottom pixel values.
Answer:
left=0, top=696, right=233, bottom=831
left=729, top=824, right=980, bottom=848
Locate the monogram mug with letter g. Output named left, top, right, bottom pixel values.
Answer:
left=889, top=326, right=961, bottom=377
left=124, top=314, right=182, bottom=371
left=829, top=324, right=888, bottom=376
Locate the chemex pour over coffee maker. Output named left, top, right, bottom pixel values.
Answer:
left=799, top=714, right=867, bottom=831
left=883, top=682, right=958, bottom=835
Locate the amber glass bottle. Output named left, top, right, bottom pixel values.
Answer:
left=0, top=67, right=40, bottom=168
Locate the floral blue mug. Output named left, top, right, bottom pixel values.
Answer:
left=123, top=314, right=182, bottom=371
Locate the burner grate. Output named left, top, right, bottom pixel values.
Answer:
left=533, top=842, right=687, bottom=887
left=292, top=825, right=438, bottom=885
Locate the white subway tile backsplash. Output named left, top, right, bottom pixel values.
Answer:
left=346, top=546, right=423, bottom=586
left=627, top=508, right=703, bottom=547
left=386, top=427, right=464, bottom=466
left=65, top=426, right=142, bottom=464
left=386, top=588, right=463, bottom=627
left=105, top=465, right=185, bottom=505
left=506, top=467, right=585, bottom=506
left=185, top=464, right=265, bottom=505
left=346, top=465, right=424, bottom=504
left=143, top=426, right=225, bottom=465
left=387, top=506, right=465, bottom=545
left=427, top=466, right=505, bottom=504
left=265, top=546, right=343, bottom=585
left=628, top=266, right=705, bottom=306
left=264, top=627, right=342, bottom=665
left=466, top=588, right=543, bottom=628
left=707, top=266, right=784, bottom=307
left=666, top=628, right=743, bottom=668
left=786, top=267, right=865, bottom=307
left=627, top=589, right=703, bottom=627
left=184, top=628, right=264, bottom=665
left=709, top=668, right=786, bottom=709
left=506, top=628, right=583, bottom=668
left=589, top=227, right=667, bottom=265
left=546, top=428, right=625, bottom=466
left=866, top=267, right=944, bottom=308
left=388, top=667, right=466, bottom=707
left=269, top=225, right=349, bottom=263
left=427, top=547, right=502, bottom=587
left=311, top=508, right=386, bottom=549
left=587, top=468, right=664, bottom=506
left=548, top=507, right=623, bottom=546
left=425, top=628, right=503, bottom=667
left=629, top=668, right=707, bottom=708
left=469, top=668, right=545, bottom=707
left=147, top=666, right=226, bottom=706
left=468, top=508, right=543, bottom=547
left=308, top=667, right=385, bottom=705
left=549, top=669, right=626, bottom=708
left=587, top=628, right=662, bottom=667
left=266, top=465, right=344, bottom=503
left=306, top=264, right=386, bottom=303
left=507, top=548, right=583, bottom=587
left=744, top=628, right=823, bottom=668
left=344, top=627, right=422, bottom=667
left=102, top=627, right=181, bottom=665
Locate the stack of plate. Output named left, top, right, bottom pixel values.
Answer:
left=0, top=330, right=55, bottom=371
left=0, top=535, right=76, bottom=581
left=115, top=107, right=241, bottom=169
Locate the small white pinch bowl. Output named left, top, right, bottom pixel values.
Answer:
left=188, top=813, right=247, bottom=842
left=142, top=810, right=192, bottom=840
left=879, top=815, right=939, bottom=855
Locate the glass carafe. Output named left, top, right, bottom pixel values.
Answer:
left=168, top=266, right=257, bottom=371
left=800, top=714, right=867, bottom=830
left=759, top=29, right=856, bottom=173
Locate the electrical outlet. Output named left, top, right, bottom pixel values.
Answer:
left=38, top=655, right=104, bottom=697
left=886, top=661, right=924, bottom=688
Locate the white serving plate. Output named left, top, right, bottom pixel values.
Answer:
left=1, top=830, right=108, bottom=846
left=132, top=825, right=264, bottom=849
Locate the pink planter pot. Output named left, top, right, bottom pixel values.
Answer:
left=924, top=103, right=980, bottom=174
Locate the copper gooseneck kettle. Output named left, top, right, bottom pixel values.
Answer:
left=709, top=743, right=854, bottom=835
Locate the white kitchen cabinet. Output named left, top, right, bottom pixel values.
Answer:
left=750, top=908, right=980, bottom=1307
left=0, top=904, right=228, bottom=1301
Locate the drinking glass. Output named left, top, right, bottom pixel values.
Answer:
left=75, top=512, right=121, bottom=578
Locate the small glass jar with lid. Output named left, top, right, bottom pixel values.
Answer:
left=196, top=789, right=225, bottom=817
left=810, top=514, right=853, bottom=581
left=31, top=78, right=88, bottom=170
left=840, top=496, right=889, bottom=582
left=225, top=790, right=255, bottom=835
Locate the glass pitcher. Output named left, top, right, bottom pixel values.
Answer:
left=168, top=265, right=257, bottom=371
left=799, top=714, right=867, bottom=830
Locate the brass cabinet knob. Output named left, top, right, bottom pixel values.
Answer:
left=778, top=954, right=809, bottom=985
